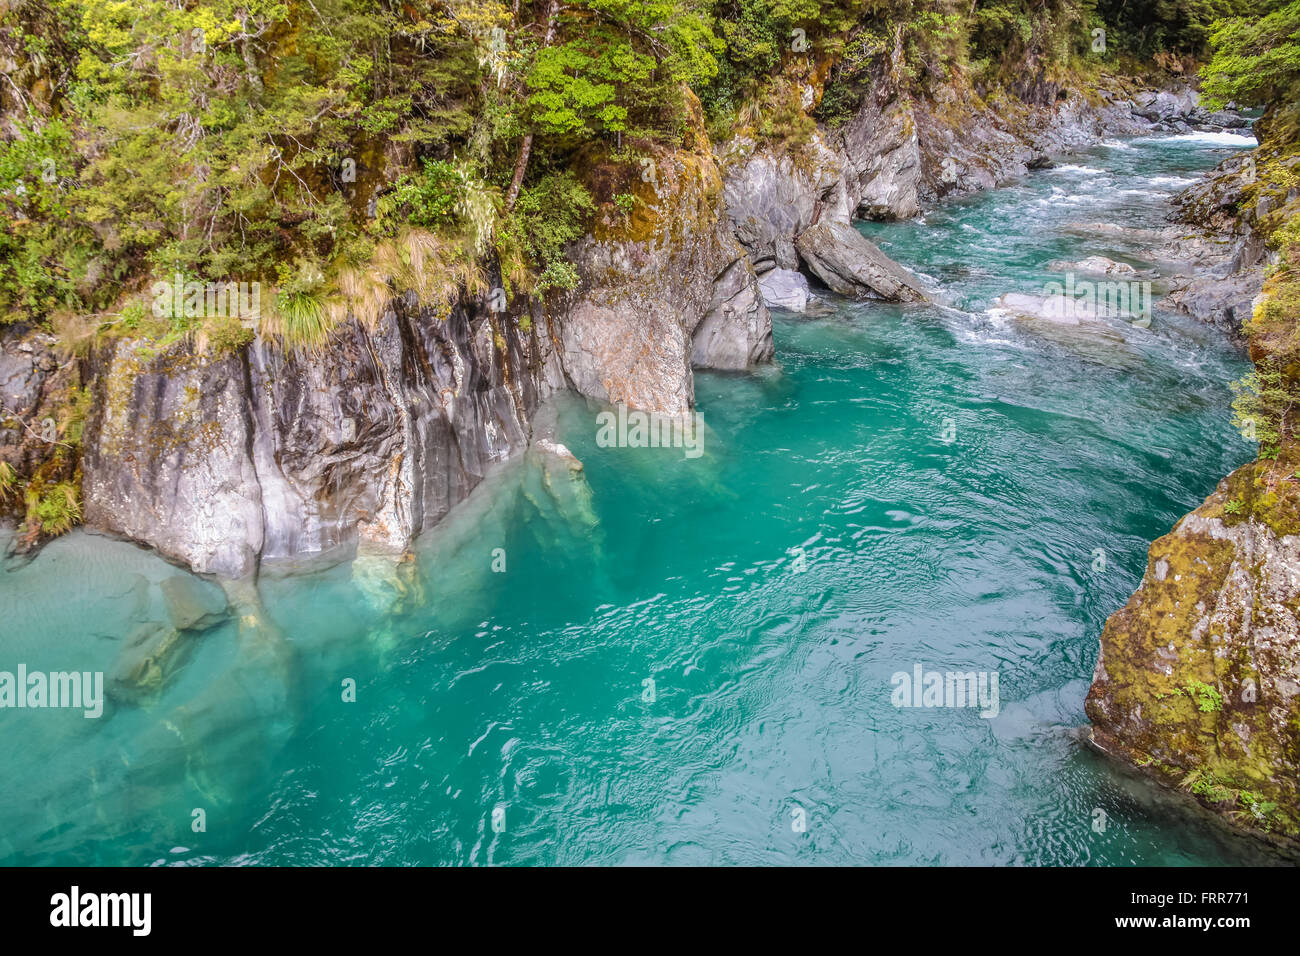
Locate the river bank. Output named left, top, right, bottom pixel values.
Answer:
left=4, top=122, right=1291, bottom=865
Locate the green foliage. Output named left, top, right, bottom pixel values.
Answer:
left=1182, top=768, right=1282, bottom=829
left=59, top=386, right=91, bottom=446
left=271, top=258, right=334, bottom=349
left=1180, top=680, right=1224, bottom=712
left=1183, top=766, right=1238, bottom=802
left=508, top=170, right=596, bottom=291
left=1094, top=0, right=1242, bottom=59
left=525, top=0, right=721, bottom=145
left=1231, top=362, right=1291, bottom=456
left=1201, top=0, right=1300, bottom=108
left=24, top=479, right=81, bottom=535
left=0, top=0, right=1291, bottom=345
left=383, top=160, right=465, bottom=231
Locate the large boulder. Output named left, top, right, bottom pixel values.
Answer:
left=1086, top=454, right=1300, bottom=841
left=795, top=219, right=928, bottom=301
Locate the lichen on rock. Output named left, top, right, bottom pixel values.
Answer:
left=1085, top=455, right=1300, bottom=841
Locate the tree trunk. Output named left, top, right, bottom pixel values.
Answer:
left=505, top=0, right=561, bottom=211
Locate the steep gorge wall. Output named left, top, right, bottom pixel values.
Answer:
left=1083, top=106, right=1300, bottom=844
left=72, top=123, right=777, bottom=577
left=11, top=58, right=1257, bottom=590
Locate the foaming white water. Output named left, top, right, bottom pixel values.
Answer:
left=1137, top=130, right=1255, bottom=147
left=1053, top=164, right=1104, bottom=174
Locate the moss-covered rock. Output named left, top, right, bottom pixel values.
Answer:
left=1085, top=458, right=1300, bottom=841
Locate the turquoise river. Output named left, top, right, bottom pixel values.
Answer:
left=1, top=130, right=1289, bottom=865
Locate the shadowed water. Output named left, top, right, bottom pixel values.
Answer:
left=1, top=130, right=1286, bottom=865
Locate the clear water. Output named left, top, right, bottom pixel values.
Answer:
left=1, top=131, right=1283, bottom=866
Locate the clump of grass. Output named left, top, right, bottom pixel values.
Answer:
left=263, top=257, right=335, bottom=350
left=23, top=480, right=81, bottom=536
left=0, top=461, right=17, bottom=503
left=198, top=315, right=255, bottom=356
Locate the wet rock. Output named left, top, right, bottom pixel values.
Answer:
left=758, top=268, right=810, bottom=312
left=1048, top=256, right=1140, bottom=276
left=1135, top=88, right=1199, bottom=123
left=795, top=219, right=928, bottom=301
left=0, top=326, right=74, bottom=536
left=84, top=289, right=539, bottom=577
left=1159, top=150, right=1272, bottom=334
left=992, top=291, right=1133, bottom=324
left=247, top=292, right=532, bottom=563
left=1166, top=271, right=1265, bottom=332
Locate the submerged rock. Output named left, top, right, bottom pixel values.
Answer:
left=160, top=574, right=229, bottom=631
left=108, top=621, right=191, bottom=704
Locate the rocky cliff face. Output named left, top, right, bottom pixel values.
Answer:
left=15, top=63, right=1259, bottom=588
left=82, top=291, right=537, bottom=578
left=1160, top=151, right=1274, bottom=333
left=1085, top=451, right=1300, bottom=842
left=560, top=121, right=773, bottom=415
left=0, top=326, right=66, bottom=487
left=76, top=117, right=776, bottom=576
left=714, top=60, right=1241, bottom=313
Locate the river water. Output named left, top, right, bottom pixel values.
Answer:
left=1, top=130, right=1285, bottom=865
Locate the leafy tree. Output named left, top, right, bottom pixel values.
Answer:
left=1201, top=0, right=1300, bottom=109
